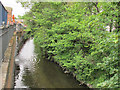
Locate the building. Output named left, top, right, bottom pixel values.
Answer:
left=0, top=1, right=8, bottom=26
left=5, top=7, right=12, bottom=25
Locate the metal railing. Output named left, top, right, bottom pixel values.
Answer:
left=0, top=24, right=16, bottom=66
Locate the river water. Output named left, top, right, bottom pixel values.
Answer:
left=14, top=38, right=87, bottom=88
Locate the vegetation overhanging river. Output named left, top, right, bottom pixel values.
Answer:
left=14, top=38, right=89, bottom=88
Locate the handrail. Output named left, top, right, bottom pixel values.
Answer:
left=0, top=30, right=9, bottom=37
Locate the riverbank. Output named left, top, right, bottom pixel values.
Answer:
left=0, top=32, right=16, bottom=89
left=16, top=31, right=28, bottom=55
left=47, top=56, right=92, bottom=88
left=0, top=31, right=27, bottom=89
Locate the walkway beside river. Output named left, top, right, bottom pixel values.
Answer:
left=0, top=33, right=16, bottom=89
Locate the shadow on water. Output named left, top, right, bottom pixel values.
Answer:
left=14, top=38, right=89, bottom=89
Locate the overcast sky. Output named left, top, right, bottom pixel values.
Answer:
left=0, top=0, right=29, bottom=18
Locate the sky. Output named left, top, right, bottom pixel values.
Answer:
left=0, top=0, right=29, bottom=18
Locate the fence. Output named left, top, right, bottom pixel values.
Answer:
left=0, top=24, right=16, bottom=66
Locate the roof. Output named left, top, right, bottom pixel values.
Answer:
left=0, top=1, right=8, bottom=13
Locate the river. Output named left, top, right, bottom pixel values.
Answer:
left=14, top=38, right=88, bottom=88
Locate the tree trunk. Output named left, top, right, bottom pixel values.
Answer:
left=93, top=2, right=99, bottom=14
left=95, top=2, right=99, bottom=13
left=110, top=19, right=113, bottom=32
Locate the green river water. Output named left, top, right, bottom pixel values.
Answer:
left=14, top=38, right=89, bottom=89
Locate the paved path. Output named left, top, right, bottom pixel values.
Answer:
left=0, top=34, right=16, bottom=89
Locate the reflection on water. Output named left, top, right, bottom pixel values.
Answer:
left=14, top=38, right=86, bottom=88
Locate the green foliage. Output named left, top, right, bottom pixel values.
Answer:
left=21, top=2, right=119, bottom=88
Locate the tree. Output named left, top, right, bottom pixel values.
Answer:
left=18, top=1, right=119, bottom=88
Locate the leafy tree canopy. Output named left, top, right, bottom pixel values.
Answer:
left=18, top=1, right=119, bottom=88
